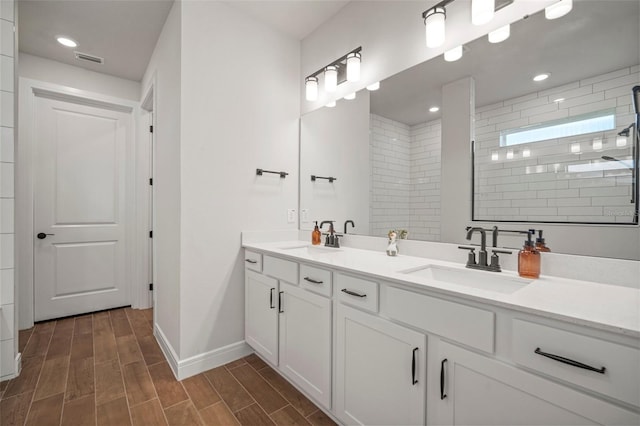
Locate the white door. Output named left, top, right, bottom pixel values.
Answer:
left=279, top=282, right=332, bottom=409
left=34, top=95, right=132, bottom=321
left=336, top=304, right=426, bottom=426
left=245, top=270, right=279, bottom=365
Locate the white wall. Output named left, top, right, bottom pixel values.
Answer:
left=141, top=1, right=182, bottom=356
left=300, top=92, right=370, bottom=236
left=301, top=0, right=553, bottom=114
left=19, top=53, right=140, bottom=101
left=0, top=0, right=15, bottom=380
left=178, top=1, right=299, bottom=361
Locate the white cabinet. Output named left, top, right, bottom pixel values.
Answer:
left=436, top=341, right=639, bottom=426
left=245, top=270, right=279, bottom=365
left=279, top=281, right=332, bottom=408
left=336, top=304, right=426, bottom=425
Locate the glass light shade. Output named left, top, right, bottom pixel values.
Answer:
left=616, top=135, right=628, bottom=147
left=425, top=7, right=446, bottom=48
left=346, top=52, right=361, bottom=82
left=472, top=0, right=494, bottom=25
left=366, top=81, right=380, bottom=91
left=545, top=0, right=573, bottom=20
left=344, top=92, right=356, bottom=100
left=444, top=45, right=463, bottom=62
left=326, top=101, right=336, bottom=108
left=324, top=66, right=338, bottom=92
left=305, top=77, right=318, bottom=102
left=488, top=24, right=510, bottom=43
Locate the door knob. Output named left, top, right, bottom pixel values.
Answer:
left=37, top=233, right=55, bottom=239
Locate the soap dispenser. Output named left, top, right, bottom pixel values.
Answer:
left=312, top=221, right=321, bottom=245
left=518, top=229, right=540, bottom=279
left=535, top=230, right=550, bottom=252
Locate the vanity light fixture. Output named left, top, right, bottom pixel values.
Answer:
left=444, top=45, right=463, bottom=62
left=424, top=6, right=447, bottom=48
left=488, top=24, right=510, bottom=43
left=56, top=36, right=78, bottom=48
left=304, top=47, right=362, bottom=102
left=533, top=73, right=550, bottom=82
left=344, top=92, right=356, bottom=100
left=326, top=101, right=336, bottom=108
left=305, top=76, right=318, bottom=102
left=429, top=106, right=440, bottom=112
left=545, top=0, right=572, bottom=20
left=324, top=66, right=338, bottom=92
left=472, top=0, right=495, bottom=26
left=366, top=81, right=380, bottom=91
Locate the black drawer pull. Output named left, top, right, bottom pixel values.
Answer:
left=278, top=291, right=284, bottom=313
left=245, top=259, right=258, bottom=264
left=412, top=347, right=419, bottom=385
left=304, top=277, right=323, bottom=284
left=440, top=359, right=447, bottom=400
left=341, top=288, right=366, bottom=298
left=534, top=347, right=606, bottom=374
left=269, top=288, right=275, bottom=309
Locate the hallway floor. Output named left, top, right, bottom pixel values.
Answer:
left=0, top=308, right=334, bottom=426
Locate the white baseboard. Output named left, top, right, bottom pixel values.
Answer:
left=154, top=324, right=252, bottom=380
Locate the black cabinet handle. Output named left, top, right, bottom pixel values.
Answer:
left=341, top=288, right=366, bottom=298
left=278, top=291, right=284, bottom=313
left=440, top=359, right=447, bottom=400
left=245, top=259, right=258, bottom=264
left=269, top=288, right=275, bottom=309
left=304, top=277, right=323, bottom=284
left=412, top=347, right=419, bottom=385
left=534, top=347, right=606, bottom=374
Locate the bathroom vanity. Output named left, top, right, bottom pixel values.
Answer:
left=242, top=239, right=640, bottom=425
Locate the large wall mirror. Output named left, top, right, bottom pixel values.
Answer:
left=299, top=0, right=639, bottom=251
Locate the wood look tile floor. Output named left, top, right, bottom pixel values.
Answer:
left=0, top=308, right=335, bottom=426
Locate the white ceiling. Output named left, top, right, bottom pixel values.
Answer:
left=18, top=0, right=348, bottom=82
left=371, top=0, right=640, bottom=126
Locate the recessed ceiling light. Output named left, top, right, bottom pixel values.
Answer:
left=56, top=36, right=78, bottom=48
left=429, top=106, right=440, bottom=112
left=533, top=73, right=550, bottom=82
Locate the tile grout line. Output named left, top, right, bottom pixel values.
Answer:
left=225, top=361, right=284, bottom=423
left=111, top=309, right=136, bottom=426
left=57, top=317, right=75, bottom=426
left=22, top=319, right=57, bottom=425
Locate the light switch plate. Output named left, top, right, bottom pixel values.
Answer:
left=301, top=209, right=309, bottom=223
left=287, top=209, right=296, bottom=223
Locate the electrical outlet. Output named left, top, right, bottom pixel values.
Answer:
left=301, top=209, right=309, bottom=223
left=287, top=209, right=296, bottom=223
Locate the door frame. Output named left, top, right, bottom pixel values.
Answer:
left=17, top=78, right=146, bottom=329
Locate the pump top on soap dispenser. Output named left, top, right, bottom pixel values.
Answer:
left=535, top=230, right=550, bottom=252
left=312, top=221, right=321, bottom=245
left=518, top=229, right=540, bottom=279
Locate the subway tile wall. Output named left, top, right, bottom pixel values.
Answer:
left=0, top=0, right=15, bottom=380
left=370, top=114, right=442, bottom=241
left=474, top=65, right=639, bottom=223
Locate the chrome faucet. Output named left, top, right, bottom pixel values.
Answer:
left=459, top=226, right=511, bottom=272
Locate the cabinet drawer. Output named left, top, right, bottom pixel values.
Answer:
left=244, top=250, right=262, bottom=272
left=336, top=274, right=378, bottom=313
left=299, top=264, right=332, bottom=298
left=386, top=286, right=495, bottom=353
left=263, top=255, right=298, bottom=284
left=512, top=319, right=640, bottom=407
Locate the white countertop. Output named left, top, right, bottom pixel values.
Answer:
left=243, top=240, right=640, bottom=338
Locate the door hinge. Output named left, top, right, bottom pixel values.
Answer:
left=149, top=178, right=153, bottom=186
left=149, top=230, right=153, bottom=238
left=149, top=283, right=153, bottom=291
left=149, top=125, right=154, bottom=133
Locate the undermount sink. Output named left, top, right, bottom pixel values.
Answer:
left=280, top=244, right=343, bottom=255
left=399, top=264, right=533, bottom=294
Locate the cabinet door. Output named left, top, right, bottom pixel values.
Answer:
left=245, top=270, right=278, bottom=365
left=436, top=341, right=639, bottom=426
left=336, top=304, right=426, bottom=425
left=279, top=282, right=332, bottom=409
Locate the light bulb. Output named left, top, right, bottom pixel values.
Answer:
left=366, top=82, right=380, bottom=91
left=488, top=24, right=510, bottom=43
left=305, top=77, right=318, bottom=102
left=344, top=92, right=356, bottom=100
left=472, top=0, right=494, bottom=26
left=425, top=7, right=446, bottom=48
left=324, top=66, right=338, bottom=92
left=545, top=0, right=573, bottom=20
left=444, top=45, right=463, bottom=62
left=346, top=52, right=361, bottom=82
